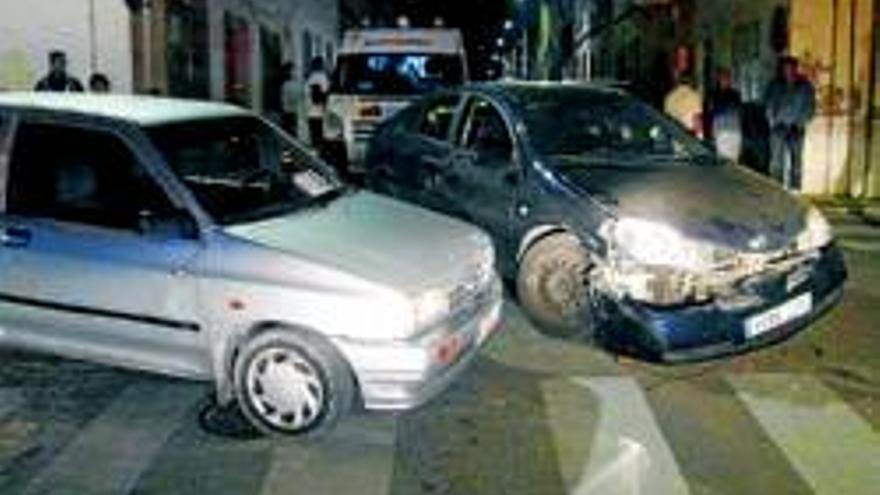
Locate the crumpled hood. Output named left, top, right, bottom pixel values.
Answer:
left=225, top=191, right=491, bottom=294
left=557, top=161, right=808, bottom=252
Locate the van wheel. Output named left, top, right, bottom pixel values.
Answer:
left=233, top=329, right=354, bottom=438
left=517, top=234, right=597, bottom=339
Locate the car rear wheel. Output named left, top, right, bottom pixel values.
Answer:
left=233, top=329, right=355, bottom=438
left=517, top=234, right=597, bottom=339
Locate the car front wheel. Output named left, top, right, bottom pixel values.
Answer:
left=517, top=233, right=597, bottom=339
left=233, top=329, right=355, bottom=438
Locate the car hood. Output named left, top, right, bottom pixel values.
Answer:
left=224, top=190, right=491, bottom=294
left=556, top=160, right=808, bottom=252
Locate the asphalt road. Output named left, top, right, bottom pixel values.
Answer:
left=0, top=215, right=878, bottom=495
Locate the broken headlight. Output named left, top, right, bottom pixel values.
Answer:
left=599, top=218, right=734, bottom=306
left=602, top=218, right=729, bottom=272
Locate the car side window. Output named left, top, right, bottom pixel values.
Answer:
left=416, top=95, right=460, bottom=142
left=6, top=122, right=181, bottom=234
left=0, top=112, right=14, bottom=210
left=459, top=98, right=513, bottom=164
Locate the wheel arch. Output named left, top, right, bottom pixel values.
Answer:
left=216, top=320, right=361, bottom=407
left=516, top=224, right=575, bottom=264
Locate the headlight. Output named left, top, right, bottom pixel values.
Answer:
left=414, top=289, right=450, bottom=329
left=797, top=207, right=833, bottom=252
left=323, top=112, right=345, bottom=140
left=604, top=218, right=724, bottom=271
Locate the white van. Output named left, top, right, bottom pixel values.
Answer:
left=324, top=28, right=468, bottom=174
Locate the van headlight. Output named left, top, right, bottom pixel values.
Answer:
left=324, top=112, right=345, bottom=140
left=603, top=218, right=725, bottom=272
left=797, top=207, right=833, bottom=252
left=414, top=289, right=450, bottom=329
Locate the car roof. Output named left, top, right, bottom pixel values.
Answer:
left=0, top=92, right=251, bottom=126
left=460, top=80, right=626, bottom=105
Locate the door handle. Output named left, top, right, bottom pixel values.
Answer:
left=0, top=226, right=32, bottom=248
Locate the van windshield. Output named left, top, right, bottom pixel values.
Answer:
left=332, top=53, right=464, bottom=95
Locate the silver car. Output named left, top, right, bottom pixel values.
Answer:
left=0, top=93, right=502, bottom=437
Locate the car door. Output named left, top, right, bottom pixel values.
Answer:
left=0, top=116, right=208, bottom=378
left=0, top=109, right=18, bottom=339
left=391, top=94, right=463, bottom=214
left=436, top=95, right=524, bottom=255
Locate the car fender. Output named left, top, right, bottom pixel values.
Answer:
left=516, top=224, right=572, bottom=263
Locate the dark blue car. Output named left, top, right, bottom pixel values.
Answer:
left=365, top=82, right=847, bottom=362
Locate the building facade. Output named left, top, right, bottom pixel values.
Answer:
left=132, top=0, right=338, bottom=115
left=1, top=0, right=340, bottom=134
left=690, top=0, right=879, bottom=197
left=0, top=0, right=134, bottom=92
left=572, top=0, right=880, bottom=198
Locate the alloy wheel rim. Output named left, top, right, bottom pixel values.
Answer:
left=246, top=347, right=325, bottom=432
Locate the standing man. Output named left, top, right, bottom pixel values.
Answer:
left=35, top=51, right=84, bottom=92
left=708, top=68, right=743, bottom=162
left=280, top=61, right=301, bottom=138
left=764, top=56, right=815, bottom=190
left=304, top=56, right=330, bottom=151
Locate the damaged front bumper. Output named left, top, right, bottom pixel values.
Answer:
left=601, top=244, right=847, bottom=362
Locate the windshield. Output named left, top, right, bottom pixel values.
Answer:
left=148, top=117, right=344, bottom=226
left=517, top=89, right=716, bottom=166
left=332, top=53, right=464, bottom=95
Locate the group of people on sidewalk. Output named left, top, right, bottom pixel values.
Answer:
left=34, top=48, right=331, bottom=153
left=664, top=52, right=815, bottom=192
left=34, top=50, right=112, bottom=94
left=273, top=56, right=330, bottom=149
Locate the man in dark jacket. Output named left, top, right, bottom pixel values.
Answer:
left=35, top=51, right=84, bottom=92
left=764, top=56, right=815, bottom=190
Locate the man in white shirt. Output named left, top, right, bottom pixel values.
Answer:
left=305, top=56, right=330, bottom=150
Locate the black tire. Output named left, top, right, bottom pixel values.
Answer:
left=516, top=234, right=597, bottom=339
left=233, top=328, right=355, bottom=438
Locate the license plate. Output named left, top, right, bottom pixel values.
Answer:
left=745, top=293, right=813, bottom=339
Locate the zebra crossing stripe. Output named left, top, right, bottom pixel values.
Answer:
left=838, top=240, right=880, bottom=252
left=259, top=416, right=396, bottom=495
left=551, top=377, right=690, bottom=495
left=21, top=380, right=199, bottom=495
left=729, top=373, right=880, bottom=495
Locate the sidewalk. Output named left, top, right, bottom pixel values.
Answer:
left=806, top=196, right=880, bottom=225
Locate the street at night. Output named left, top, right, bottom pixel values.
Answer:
left=2, top=0, right=880, bottom=494
left=0, top=214, right=877, bottom=495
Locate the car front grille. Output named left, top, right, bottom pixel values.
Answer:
left=714, top=243, right=815, bottom=281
